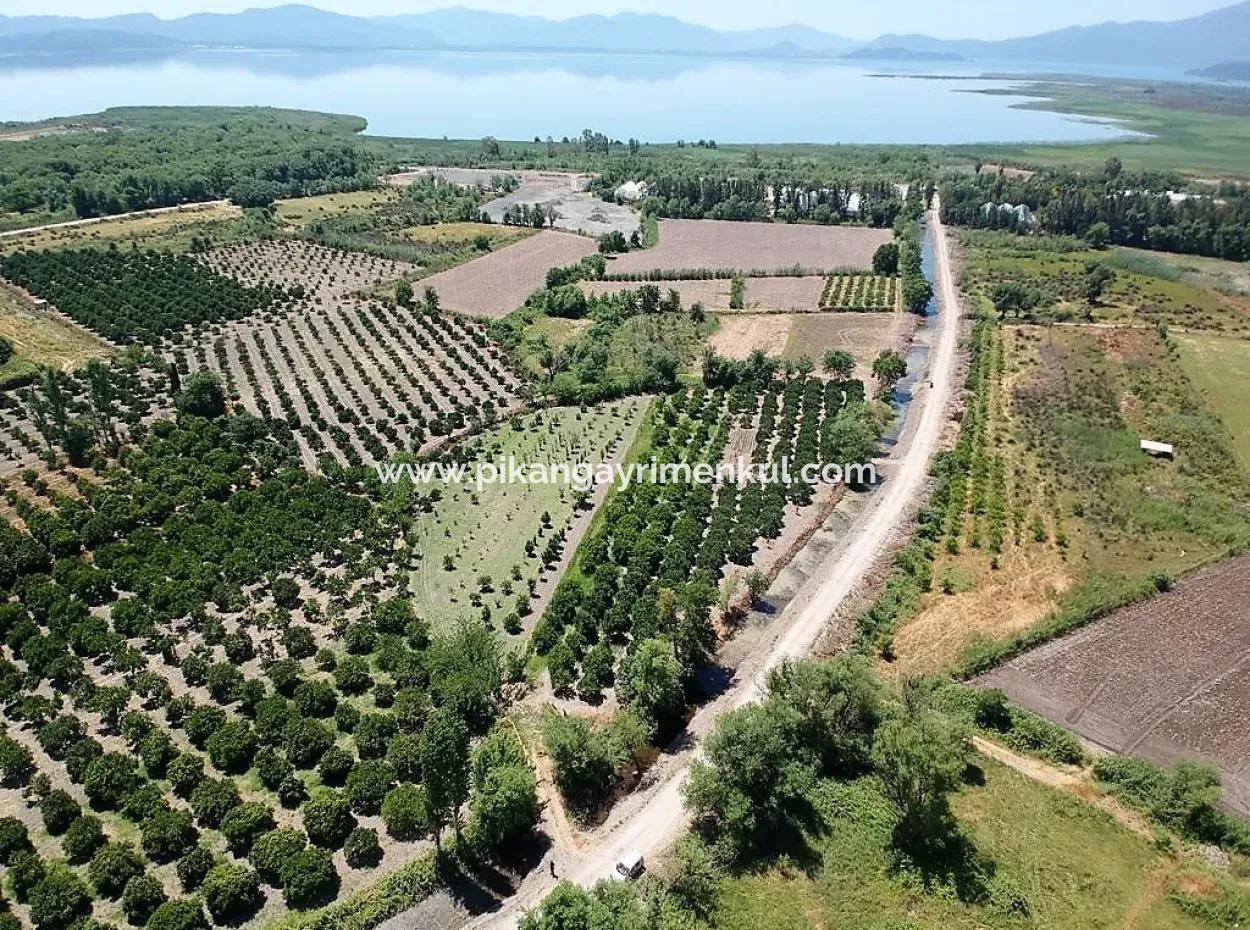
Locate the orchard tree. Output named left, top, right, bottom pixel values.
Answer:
left=381, top=784, right=430, bottom=841
left=201, top=864, right=262, bottom=925
left=29, top=865, right=91, bottom=930
left=872, top=242, right=900, bottom=275
left=279, top=847, right=339, bottom=909
left=146, top=900, right=209, bottom=930
left=175, top=371, right=227, bottom=419
left=872, top=349, right=907, bottom=399
left=822, top=349, right=855, bottom=379
left=88, top=842, right=144, bottom=899
left=421, top=708, right=470, bottom=845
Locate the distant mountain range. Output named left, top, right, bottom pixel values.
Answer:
left=1190, top=61, right=1250, bottom=80
left=0, top=1, right=1248, bottom=68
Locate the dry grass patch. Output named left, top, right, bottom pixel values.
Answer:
left=0, top=202, right=241, bottom=254
left=0, top=282, right=110, bottom=372
left=708, top=313, right=793, bottom=359
left=274, top=189, right=399, bottom=228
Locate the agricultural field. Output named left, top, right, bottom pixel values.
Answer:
left=978, top=553, right=1250, bottom=816
left=819, top=274, right=898, bottom=311
left=877, top=320, right=1250, bottom=679
left=0, top=202, right=243, bottom=255
left=714, top=758, right=1245, bottom=930
left=399, top=400, right=649, bottom=635
left=401, top=222, right=530, bottom=250
left=166, top=292, right=523, bottom=470
left=0, top=410, right=527, bottom=930
left=606, top=219, right=891, bottom=276
left=195, top=240, right=416, bottom=302
left=417, top=230, right=597, bottom=319
left=960, top=229, right=1250, bottom=335
left=388, top=167, right=640, bottom=237
left=709, top=311, right=912, bottom=378
left=1176, top=332, right=1250, bottom=470
left=273, top=190, right=397, bottom=229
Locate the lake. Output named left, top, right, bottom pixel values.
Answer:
left=0, top=49, right=1175, bottom=144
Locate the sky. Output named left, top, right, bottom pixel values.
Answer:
left=0, top=0, right=1232, bottom=40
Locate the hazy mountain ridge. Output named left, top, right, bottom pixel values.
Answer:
left=0, top=1, right=1247, bottom=65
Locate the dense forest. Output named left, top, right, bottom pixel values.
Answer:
left=941, top=160, right=1250, bottom=260
left=0, top=108, right=380, bottom=219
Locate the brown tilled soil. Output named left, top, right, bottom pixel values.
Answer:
left=420, top=230, right=597, bottom=319
left=607, top=219, right=891, bottom=274
left=977, top=553, right=1250, bottom=815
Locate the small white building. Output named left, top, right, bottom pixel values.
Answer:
left=615, top=180, right=648, bottom=202
left=1141, top=439, right=1175, bottom=459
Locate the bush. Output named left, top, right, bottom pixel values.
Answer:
left=470, top=764, right=537, bottom=852
left=302, top=791, right=356, bottom=849
left=190, top=778, right=241, bottom=828
left=40, top=790, right=81, bottom=835
left=343, top=827, right=383, bottom=869
left=317, top=745, right=355, bottom=787
left=29, top=864, right=91, bottom=930
left=146, top=900, right=209, bottom=930
left=62, top=815, right=106, bottom=864
left=0, top=817, right=31, bottom=864
left=201, top=864, right=262, bottom=925
left=206, top=721, right=258, bottom=774
left=175, top=845, right=215, bottom=892
left=122, top=874, right=167, bottom=926
left=141, top=809, right=199, bottom=863
left=249, top=829, right=306, bottom=886
left=381, top=784, right=430, bottom=841
left=345, top=760, right=395, bottom=816
left=280, top=847, right=340, bottom=909
left=219, top=803, right=276, bottom=856
left=88, top=843, right=143, bottom=899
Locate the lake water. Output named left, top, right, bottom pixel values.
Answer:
left=0, top=49, right=1182, bottom=144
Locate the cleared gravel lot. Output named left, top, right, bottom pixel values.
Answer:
left=419, top=229, right=597, bottom=319
left=978, top=553, right=1250, bottom=815
left=607, top=219, right=891, bottom=274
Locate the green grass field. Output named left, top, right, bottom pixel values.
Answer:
left=715, top=760, right=1249, bottom=930
left=1177, top=333, right=1250, bottom=474
left=403, top=400, right=648, bottom=635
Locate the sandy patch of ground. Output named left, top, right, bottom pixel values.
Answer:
left=744, top=275, right=826, bottom=310
left=419, top=230, right=598, bottom=319
left=709, top=314, right=793, bottom=359
left=608, top=219, right=890, bottom=274
left=387, top=167, right=639, bottom=238
left=782, top=311, right=915, bottom=373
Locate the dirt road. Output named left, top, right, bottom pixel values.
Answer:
left=464, top=204, right=963, bottom=928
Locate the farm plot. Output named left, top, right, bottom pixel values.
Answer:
left=0, top=282, right=110, bottom=382
left=166, top=295, right=524, bottom=469
left=580, top=279, right=732, bottom=310
left=710, top=311, right=912, bottom=375
left=389, top=167, right=639, bottom=238
left=399, top=399, right=648, bottom=636
left=820, top=274, right=898, bottom=311
left=0, top=411, right=526, bottom=930
left=197, top=239, right=416, bottom=302
left=417, top=230, right=597, bottom=319
left=606, top=219, right=892, bottom=276
left=977, top=553, right=1250, bottom=815
left=1175, top=333, right=1250, bottom=473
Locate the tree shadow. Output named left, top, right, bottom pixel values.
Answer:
left=887, top=815, right=994, bottom=905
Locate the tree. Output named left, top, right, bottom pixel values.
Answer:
left=175, top=845, right=215, bottom=892
left=1104, top=155, right=1124, bottom=180
left=201, top=864, right=262, bottom=925
left=248, top=829, right=306, bottom=886
left=381, top=784, right=430, bottom=841
left=0, top=817, right=31, bottom=865
left=218, top=803, right=275, bottom=857
left=541, top=713, right=620, bottom=812
left=872, top=242, right=900, bottom=275
left=122, top=874, right=167, bottom=926
left=1085, top=221, right=1111, bottom=249
left=394, top=279, right=414, bottom=307
left=765, top=656, right=881, bottom=774
left=317, top=746, right=355, bottom=787
left=344, top=760, right=395, bottom=816
left=29, top=865, right=91, bottom=930
left=89, top=842, right=144, bottom=899
left=301, top=791, right=355, bottom=850
left=470, top=764, right=537, bottom=852
left=146, top=900, right=209, bottom=930
left=683, top=701, right=813, bottom=862
left=189, top=778, right=240, bottom=828
left=822, top=349, right=855, bottom=379
left=39, top=790, right=81, bottom=835
left=872, top=349, right=907, bottom=399
left=206, top=721, right=258, bottom=774
left=141, top=809, right=199, bottom=863
left=990, top=282, right=1039, bottom=318
left=343, top=827, right=382, bottom=869
left=1082, top=263, right=1116, bottom=305
left=421, top=708, right=470, bottom=844
left=0, top=336, right=12, bottom=368
left=871, top=711, right=968, bottom=850
left=62, top=815, right=106, bottom=864
left=617, top=638, right=684, bottom=727
left=175, top=371, right=227, bottom=419
left=279, top=847, right=339, bottom=909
